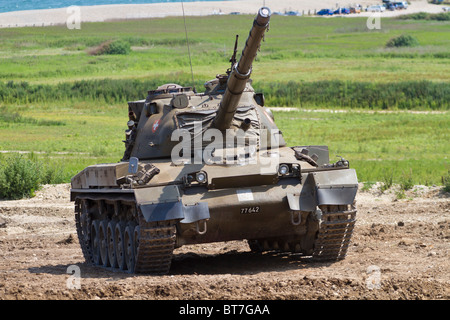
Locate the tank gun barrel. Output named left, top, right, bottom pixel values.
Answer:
left=213, top=7, right=271, bottom=131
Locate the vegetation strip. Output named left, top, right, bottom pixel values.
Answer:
left=0, top=14, right=448, bottom=198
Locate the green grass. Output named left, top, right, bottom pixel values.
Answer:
left=0, top=14, right=448, bottom=193
left=2, top=78, right=448, bottom=110
left=0, top=15, right=448, bottom=84
left=274, top=110, right=449, bottom=185
left=0, top=105, right=447, bottom=187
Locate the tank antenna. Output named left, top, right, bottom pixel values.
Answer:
left=181, top=2, right=196, bottom=91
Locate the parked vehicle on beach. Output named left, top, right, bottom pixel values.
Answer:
left=334, top=7, right=350, bottom=14
left=386, top=3, right=397, bottom=11
left=394, top=1, right=409, bottom=9
left=317, top=9, right=334, bottom=16
left=285, top=10, right=302, bottom=16
left=366, top=5, right=386, bottom=12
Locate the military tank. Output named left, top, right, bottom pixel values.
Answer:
left=70, top=7, right=358, bottom=274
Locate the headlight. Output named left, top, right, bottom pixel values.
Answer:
left=195, top=172, right=207, bottom=183
left=278, top=164, right=290, bottom=176
left=184, top=171, right=208, bottom=187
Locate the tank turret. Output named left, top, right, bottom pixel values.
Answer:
left=213, top=7, right=271, bottom=130
left=121, top=7, right=280, bottom=161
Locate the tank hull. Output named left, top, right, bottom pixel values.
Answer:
left=178, top=180, right=306, bottom=245
left=71, top=146, right=358, bottom=274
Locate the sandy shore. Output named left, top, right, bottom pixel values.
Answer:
left=0, top=0, right=446, bottom=28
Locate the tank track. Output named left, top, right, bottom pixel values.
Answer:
left=248, top=237, right=308, bottom=254
left=134, top=219, right=176, bottom=274
left=312, top=204, right=357, bottom=261
left=248, top=204, right=357, bottom=261
left=74, top=197, right=176, bottom=274
left=75, top=200, right=93, bottom=264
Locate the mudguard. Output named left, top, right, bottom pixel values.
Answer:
left=313, top=169, right=358, bottom=205
left=134, top=185, right=210, bottom=223
left=287, top=169, right=358, bottom=211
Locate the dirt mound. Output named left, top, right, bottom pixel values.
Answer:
left=0, top=184, right=448, bottom=301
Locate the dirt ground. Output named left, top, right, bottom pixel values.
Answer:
left=0, top=183, right=448, bottom=301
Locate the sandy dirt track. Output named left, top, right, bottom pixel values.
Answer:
left=0, top=183, right=448, bottom=301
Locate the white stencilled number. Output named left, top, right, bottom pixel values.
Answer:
left=240, top=206, right=260, bottom=214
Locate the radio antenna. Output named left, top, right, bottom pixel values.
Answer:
left=181, top=2, right=195, bottom=91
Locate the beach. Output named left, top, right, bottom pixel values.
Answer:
left=0, top=0, right=446, bottom=28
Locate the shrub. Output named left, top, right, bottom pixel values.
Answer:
left=88, top=40, right=131, bottom=55
left=432, top=12, right=450, bottom=21
left=442, top=170, right=450, bottom=193
left=397, top=12, right=450, bottom=21
left=380, top=169, right=394, bottom=193
left=0, top=153, right=67, bottom=200
left=0, top=154, right=42, bottom=199
left=399, top=169, right=414, bottom=191
left=386, top=34, right=419, bottom=48
left=397, top=12, right=430, bottom=20
left=103, top=40, right=131, bottom=55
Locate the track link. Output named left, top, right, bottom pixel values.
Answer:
left=247, top=204, right=357, bottom=261
left=312, top=204, right=357, bottom=261
left=75, top=200, right=93, bottom=264
left=134, top=217, right=176, bottom=274
left=74, top=198, right=176, bottom=274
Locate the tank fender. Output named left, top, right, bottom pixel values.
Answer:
left=134, top=185, right=210, bottom=223
left=313, top=169, right=358, bottom=205
left=287, top=173, right=317, bottom=211
left=287, top=169, right=358, bottom=211
left=179, top=202, right=210, bottom=224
